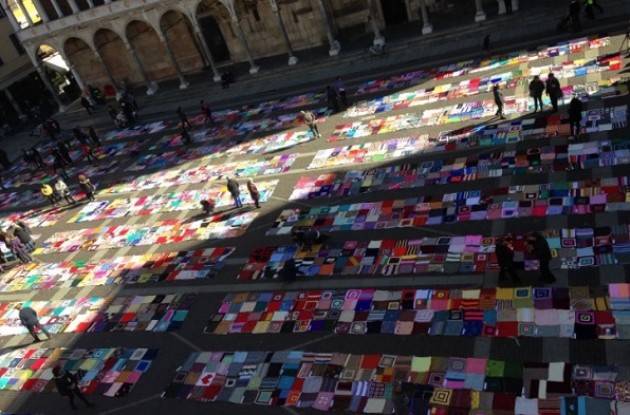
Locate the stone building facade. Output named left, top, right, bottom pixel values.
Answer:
left=4, top=0, right=520, bottom=102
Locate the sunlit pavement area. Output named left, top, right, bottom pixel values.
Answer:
left=0, top=28, right=628, bottom=415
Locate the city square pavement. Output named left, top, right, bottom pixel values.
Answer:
left=0, top=30, right=628, bottom=415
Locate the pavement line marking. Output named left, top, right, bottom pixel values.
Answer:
left=96, top=393, right=162, bottom=415
left=170, top=332, right=203, bottom=352
left=284, top=333, right=336, bottom=351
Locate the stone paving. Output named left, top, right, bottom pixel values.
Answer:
left=0, top=32, right=627, bottom=415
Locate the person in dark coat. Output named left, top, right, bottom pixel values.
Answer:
left=280, top=258, right=298, bottom=282
left=181, top=128, right=192, bottom=145
left=52, top=366, right=94, bottom=410
left=326, top=86, right=339, bottom=113
left=545, top=73, right=562, bottom=112
left=495, top=236, right=521, bottom=284
left=529, top=76, right=545, bottom=112
left=226, top=177, right=242, bottom=208
left=568, top=95, right=583, bottom=138
left=177, top=107, right=191, bottom=129
left=80, top=96, right=93, bottom=115
left=246, top=179, right=260, bottom=208
left=527, top=232, right=556, bottom=284
left=88, top=126, right=101, bottom=147
left=31, top=147, right=45, bottom=168
left=57, top=141, right=73, bottom=165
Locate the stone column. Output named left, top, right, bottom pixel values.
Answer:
left=50, top=0, right=64, bottom=18
left=317, top=0, right=340, bottom=56
left=270, top=0, right=297, bottom=65
left=474, top=0, right=486, bottom=22
left=188, top=17, right=221, bottom=82
left=67, top=0, right=80, bottom=14
left=59, top=49, right=86, bottom=92
left=233, top=17, right=259, bottom=74
left=35, top=64, right=65, bottom=112
left=511, top=0, right=519, bottom=11
left=121, top=38, right=157, bottom=95
left=93, top=50, right=118, bottom=90
left=156, top=32, right=189, bottom=89
left=86, top=0, right=94, bottom=7
left=16, top=0, right=33, bottom=25
left=32, top=0, right=50, bottom=23
left=497, top=0, right=507, bottom=15
left=366, top=0, right=385, bottom=47
left=419, top=0, right=433, bottom=34
left=4, top=4, right=21, bottom=31
left=4, top=89, right=24, bottom=117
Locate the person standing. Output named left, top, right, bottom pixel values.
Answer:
left=78, top=174, right=96, bottom=202
left=41, top=183, right=57, bottom=206
left=17, top=304, right=50, bottom=342
left=527, top=232, right=556, bottom=284
left=247, top=179, right=260, bottom=208
left=529, top=76, right=545, bottom=112
left=568, top=0, right=581, bottom=31
left=55, top=178, right=76, bottom=205
left=495, top=236, right=521, bottom=284
left=492, top=84, right=505, bottom=119
left=326, top=86, right=339, bottom=113
left=177, top=107, right=191, bottom=129
left=334, top=77, right=348, bottom=108
left=545, top=73, right=562, bottom=112
left=280, top=258, right=298, bottom=282
left=226, top=177, right=242, bottom=208
left=200, top=100, right=213, bottom=126
left=53, top=366, right=94, bottom=410
left=80, top=96, right=93, bottom=116
left=12, top=223, right=34, bottom=251
left=9, top=236, right=34, bottom=264
left=31, top=147, right=45, bottom=168
left=301, top=110, right=321, bottom=138
left=568, top=95, right=583, bottom=138
left=57, top=141, right=73, bottom=165
left=88, top=126, right=101, bottom=147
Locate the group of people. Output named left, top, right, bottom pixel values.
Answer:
left=199, top=178, right=260, bottom=214
left=0, top=221, right=35, bottom=266
left=496, top=232, right=556, bottom=285
left=107, top=87, right=139, bottom=129
left=40, top=174, right=96, bottom=207
left=564, top=0, right=605, bottom=32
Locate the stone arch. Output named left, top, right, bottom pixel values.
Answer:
left=159, top=10, right=205, bottom=73
left=196, top=0, right=235, bottom=63
left=63, top=37, right=110, bottom=89
left=93, top=28, right=141, bottom=86
left=125, top=19, right=175, bottom=81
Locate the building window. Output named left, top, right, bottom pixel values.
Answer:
left=9, top=34, right=25, bottom=55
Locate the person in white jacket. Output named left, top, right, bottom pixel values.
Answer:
left=16, top=304, right=51, bottom=342
left=55, top=178, right=76, bottom=205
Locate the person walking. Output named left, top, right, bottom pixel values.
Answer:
left=495, top=236, right=521, bottom=284
left=529, top=76, right=545, bottom=112
left=53, top=366, right=94, bottom=410
left=247, top=179, right=260, bottom=208
left=226, top=177, right=242, bottom=208
left=301, top=110, right=321, bottom=138
left=527, top=232, right=556, bottom=284
left=17, top=304, right=50, bottom=342
left=326, top=86, right=339, bottom=113
left=181, top=128, right=192, bottom=145
left=55, top=178, right=76, bottom=205
left=200, top=100, right=213, bottom=126
left=177, top=107, right=191, bottom=129
left=80, top=96, right=93, bottom=116
left=492, top=84, right=505, bottom=119
left=9, top=236, right=34, bottom=264
left=568, top=95, right=583, bottom=138
left=41, top=183, right=57, bottom=206
left=78, top=174, right=96, bottom=202
left=545, top=73, right=562, bottom=112
left=88, top=126, right=101, bottom=147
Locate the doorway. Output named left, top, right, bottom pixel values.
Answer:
left=198, top=15, right=231, bottom=63
left=380, top=0, right=409, bottom=26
